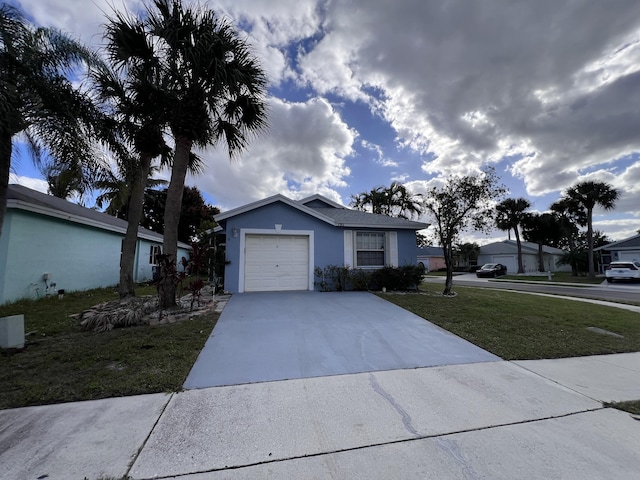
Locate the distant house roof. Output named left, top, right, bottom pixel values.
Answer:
left=215, top=193, right=429, bottom=230
left=595, top=234, right=640, bottom=251
left=480, top=240, right=565, bottom=255
left=7, top=184, right=188, bottom=247
left=417, top=246, right=444, bottom=257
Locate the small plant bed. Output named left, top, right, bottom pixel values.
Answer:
left=604, top=400, right=640, bottom=416
left=0, top=285, right=219, bottom=409
left=424, top=271, right=465, bottom=277
left=378, top=286, right=640, bottom=360
left=498, top=272, right=604, bottom=285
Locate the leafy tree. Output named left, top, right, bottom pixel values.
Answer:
left=422, top=168, right=506, bottom=295
left=494, top=198, right=531, bottom=273
left=521, top=213, right=561, bottom=272
left=454, top=242, right=480, bottom=269
left=550, top=197, right=586, bottom=275
left=0, top=4, right=104, bottom=238
left=416, top=231, right=429, bottom=247
left=350, top=181, right=423, bottom=219
left=565, top=181, right=619, bottom=278
left=134, top=0, right=267, bottom=308
left=140, top=186, right=220, bottom=243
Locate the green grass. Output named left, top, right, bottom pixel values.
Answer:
left=0, top=285, right=218, bottom=410
left=605, top=400, right=640, bottom=415
left=379, top=286, right=640, bottom=360
left=499, top=272, right=604, bottom=284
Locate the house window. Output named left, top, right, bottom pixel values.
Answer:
left=356, top=232, right=385, bottom=267
left=149, top=245, right=161, bottom=265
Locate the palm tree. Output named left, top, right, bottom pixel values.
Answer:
left=495, top=198, right=531, bottom=274
left=521, top=213, right=561, bottom=272
left=350, top=182, right=423, bottom=219
left=550, top=197, right=586, bottom=276
left=565, top=181, right=619, bottom=278
left=142, top=0, right=268, bottom=308
left=0, top=4, right=104, bottom=238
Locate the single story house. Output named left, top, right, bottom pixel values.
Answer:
left=595, top=234, right=640, bottom=270
left=214, top=194, right=428, bottom=293
left=416, top=246, right=446, bottom=271
left=0, top=184, right=189, bottom=305
left=477, top=240, right=571, bottom=273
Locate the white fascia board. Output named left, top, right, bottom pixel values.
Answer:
left=338, top=222, right=430, bottom=230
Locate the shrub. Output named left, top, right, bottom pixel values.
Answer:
left=315, top=265, right=422, bottom=291
left=371, top=265, right=423, bottom=291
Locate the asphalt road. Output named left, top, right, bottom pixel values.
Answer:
left=424, top=273, right=640, bottom=303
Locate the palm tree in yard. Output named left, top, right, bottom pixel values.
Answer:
left=0, top=4, right=104, bottom=239
left=495, top=198, right=531, bottom=274
left=350, top=181, right=423, bottom=219
left=144, top=0, right=268, bottom=308
left=565, top=181, right=619, bottom=278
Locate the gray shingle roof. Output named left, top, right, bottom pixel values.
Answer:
left=311, top=207, right=427, bottom=229
left=596, top=234, right=640, bottom=251
left=417, top=246, right=444, bottom=256
left=480, top=240, right=565, bottom=255
left=7, top=184, right=182, bottom=245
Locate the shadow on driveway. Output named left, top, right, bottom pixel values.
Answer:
left=184, top=291, right=499, bottom=389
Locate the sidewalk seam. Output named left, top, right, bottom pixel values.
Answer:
left=137, top=407, right=604, bottom=480
left=125, top=392, right=175, bottom=478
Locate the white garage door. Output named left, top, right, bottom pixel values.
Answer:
left=493, top=255, right=517, bottom=273
left=619, top=251, right=640, bottom=262
left=244, top=234, right=309, bottom=292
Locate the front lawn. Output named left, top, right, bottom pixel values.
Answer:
left=0, top=286, right=218, bottom=409
left=380, top=286, right=640, bottom=360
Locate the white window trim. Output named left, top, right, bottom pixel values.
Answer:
left=149, top=245, right=161, bottom=265
left=351, top=231, right=399, bottom=269
left=238, top=228, right=314, bottom=293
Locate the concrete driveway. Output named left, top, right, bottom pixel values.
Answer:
left=184, top=291, right=499, bottom=389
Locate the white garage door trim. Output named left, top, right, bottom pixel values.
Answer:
left=492, top=255, right=517, bottom=274
left=239, top=228, right=314, bottom=293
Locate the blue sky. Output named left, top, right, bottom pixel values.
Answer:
left=8, top=0, right=640, bottom=244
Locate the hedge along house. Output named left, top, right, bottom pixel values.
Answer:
left=214, top=194, right=429, bottom=293
left=0, top=184, right=189, bottom=305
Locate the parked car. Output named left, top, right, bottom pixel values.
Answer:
left=476, top=263, right=508, bottom=278
left=605, top=261, right=640, bottom=283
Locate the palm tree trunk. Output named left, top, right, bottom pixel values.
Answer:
left=587, top=207, right=595, bottom=278
left=119, top=153, right=153, bottom=299
left=514, top=227, right=524, bottom=273
left=0, top=131, right=13, bottom=240
left=159, top=135, right=192, bottom=308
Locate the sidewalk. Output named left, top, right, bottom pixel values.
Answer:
left=1, top=352, right=639, bottom=479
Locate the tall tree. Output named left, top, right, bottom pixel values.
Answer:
left=455, top=242, right=480, bottom=269
left=550, top=197, right=586, bottom=276
left=138, top=0, right=267, bottom=308
left=495, top=198, right=531, bottom=274
left=521, top=213, right=561, bottom=272
left=350, top=181, right=423, bottom=219
left=0, top=4, right=104, bottom=239
left=422, top=168, right=506, bottom=295
left=565, top=181, right=619, bottom=278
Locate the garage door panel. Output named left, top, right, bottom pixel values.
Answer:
left=244, top=234, right=310, bottom=292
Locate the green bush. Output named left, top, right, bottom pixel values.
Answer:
left=314, top=265, right=422, bottom=291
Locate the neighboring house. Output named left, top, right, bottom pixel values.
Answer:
left=595, top=234, right=640, bottom=270
left=214, top=194, right=428, bottom=293
left=477, top=240, right=571, bottom=273
left=416, top=246, right=446, bottom=271
left=0, top=184, right=189, bottom=305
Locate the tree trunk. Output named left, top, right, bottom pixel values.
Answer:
left=159, top=135, right=192, bottom=308
left=537, top=243, right=544, bottom=272
left=0, top=130, right=13, bottom=240
left=442, top=243, right=454, bottom=296
left=514, top=227, right=524, bottom=273
left=587, top=207, right=595, bottom=278
left=118, top=153, right=153, bottom=299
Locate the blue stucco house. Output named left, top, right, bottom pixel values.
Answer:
left=0, top=184, right=189, bottom=305
left=214, top=194, right=428, bottom=293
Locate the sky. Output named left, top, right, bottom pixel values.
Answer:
left=8, top=0, right=640, bottom=244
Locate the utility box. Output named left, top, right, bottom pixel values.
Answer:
left=0, top=314, right=25, bottom=349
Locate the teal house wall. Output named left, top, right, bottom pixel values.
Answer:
left=0, top=185, right=190, bottom=305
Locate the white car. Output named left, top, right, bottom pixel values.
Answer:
left=605, top=261, right=640, bottom=283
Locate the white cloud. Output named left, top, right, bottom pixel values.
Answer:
left=192, top=96, right=355, bottom=210
left=8, top=174, right=48, bottom=193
